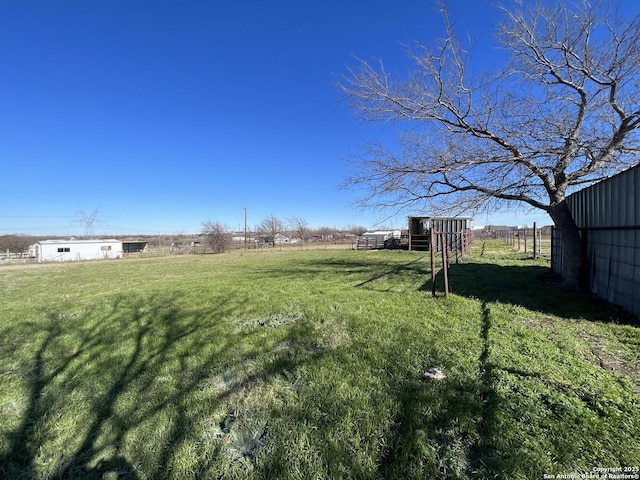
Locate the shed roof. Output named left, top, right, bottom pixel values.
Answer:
left=38, top=239, right=121, bottom=245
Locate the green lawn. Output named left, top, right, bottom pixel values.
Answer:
left=1, top=242, right=639, bottom=479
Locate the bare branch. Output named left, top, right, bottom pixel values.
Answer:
left=339, top=0, right=640, bottom=219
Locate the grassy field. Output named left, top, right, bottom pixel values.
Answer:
left=1, top=241, right=639, bottom=479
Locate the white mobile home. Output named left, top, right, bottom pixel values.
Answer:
left=32, top=239, right=123, bottom=262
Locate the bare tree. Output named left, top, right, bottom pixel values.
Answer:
left=339, top=0, right=640, bottom=288
left=257, top=214, right=286, bottom=247
left=288, top=216, right=311, bottom=245
left=0, top=235, right=37, bottom=257
left=202, top=221, right=231, bottom=254
left=314, top=226, right=337, bottom=242
left=170, top=232, right=188, bottom=254
left=346, top=225, right=369, bottom=236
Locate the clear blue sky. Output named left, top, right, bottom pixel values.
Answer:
left=1, top=0, right=557, bottom=236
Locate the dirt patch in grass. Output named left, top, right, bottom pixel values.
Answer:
left=237, top=314, right=302, bottom=331
left=524, top=315, right=640, bottom=392
left=581, top=332, right=640, bottom=391
left=584, top=335, right=623, bottom=371
left=522, top=316, right=557, bottom=332
left=217, top=414, right=269, bottom=464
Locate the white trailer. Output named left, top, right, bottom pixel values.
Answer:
left=355, top=230, right=401, bottom=250
left=33, top=239, right=123, bottom=262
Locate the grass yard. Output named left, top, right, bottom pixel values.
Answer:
left=1, top=241, right=639, bottom=479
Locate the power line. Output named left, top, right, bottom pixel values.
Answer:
left=0, top=215, right=75, bottom=218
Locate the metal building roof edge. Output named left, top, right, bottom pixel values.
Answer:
left=38, top=239, right=121, bottom=245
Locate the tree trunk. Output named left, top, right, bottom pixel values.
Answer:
left=548, top=200, right=587, bottom=289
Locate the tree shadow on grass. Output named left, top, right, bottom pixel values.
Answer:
left=2, top=253, right=636, bottom=479
left=0, top=294, right=190, bottom=479
left=385, top=260, right=639, bottom=478
left=443, top=261, right=638, bottom=325
left=354, top=256, right=426, bottom=288
left=0, top=292, right=333, bottom=479
left=375, top=294, right=639, bottom=479
left=375, top=300, right=511, bottom=480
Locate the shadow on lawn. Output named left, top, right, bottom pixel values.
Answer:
left=0, top=292, right=327, bottom=479
left=365, top=256, right=638, bottom=477
left=2, top=254, right=636, bottom=479
left=285, top=253, right=636, bottom=324
left=0, top=294, right=188, bottom=479
left=375, top=300, right=509, bottom=479
left=440, top=260, right=638, bottom=325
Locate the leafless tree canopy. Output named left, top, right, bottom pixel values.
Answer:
left=0, top=235, right=37, bottom=256
left=339, top=0, right=639, bottom=287
left=257, top=214, right=286, bottom=247
left=339, top=0, right=640, bottom=217
left=346, top=224, right=368, bottom=236
left=202, top=221, right=231, bottom=254
left=288, top=216, right=310, bottom=243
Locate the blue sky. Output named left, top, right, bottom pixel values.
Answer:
left=1, top=0, right=557, bottom=236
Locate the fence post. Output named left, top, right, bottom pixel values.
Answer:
left=441, top=232, right=449, bottom=298
left=539, top=228, right=542, bottom=256
left=550, top=227, right=554, bottom=269
left=430, top=227, right=437, bottom=298
left=533, top=222, right=538, bottom=259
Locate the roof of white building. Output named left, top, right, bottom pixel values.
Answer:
left=361, top=230, right=400, bottom=236
left=38, top=239, right=121, bottom=245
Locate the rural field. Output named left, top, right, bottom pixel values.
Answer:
left=1, top=241, right=639, bottom=479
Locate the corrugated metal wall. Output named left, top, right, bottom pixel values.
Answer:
left=552, top=164, right=640, bottom=317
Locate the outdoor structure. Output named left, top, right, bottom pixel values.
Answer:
left=408, top=216, right=473, bottom=253
left=274, top=234, right=297, bottom=245
left=355, top=230, right=402, bottom=250
left=122, top=241, right=148, bottom=254
left=30, top=239, right=147, bottom=262
left=552, top=164, right=640, bottom=318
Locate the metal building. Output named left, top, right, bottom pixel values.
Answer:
left=32, top=239, right=123, bottom=262
left=552, top=163, right=640, bottom=317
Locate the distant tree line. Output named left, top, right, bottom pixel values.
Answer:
left=0, top=220, right=371, bottom=257
left=201, top=215, right=369, bottom=254
left=0, top=235, right=38, bottom=256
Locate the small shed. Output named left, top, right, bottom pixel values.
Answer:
left=122, top=241, right=148, bottom=254
left=408, top=216, right=473, bottom=252
left=32, top=239, right=123, bottom=262
left=356, top=230, right=401, bottom=250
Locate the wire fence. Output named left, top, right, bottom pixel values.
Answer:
left=493, top=226, right=551, bottom=258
